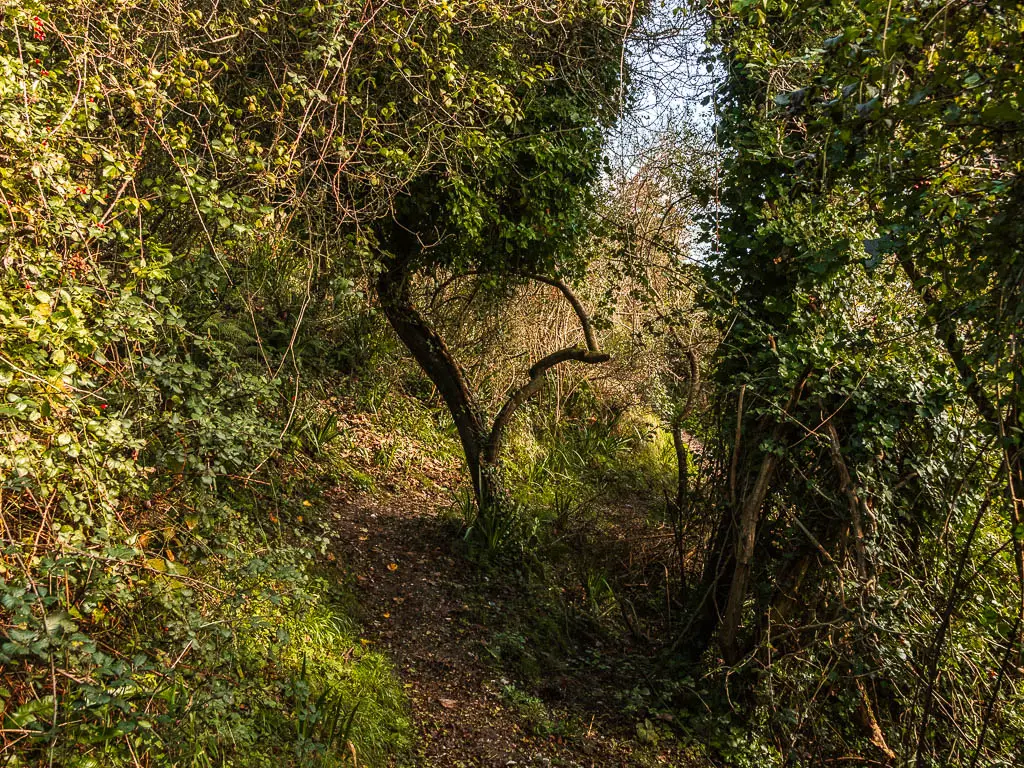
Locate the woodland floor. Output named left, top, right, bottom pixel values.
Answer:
left=324, top=483, right=706, bottom=768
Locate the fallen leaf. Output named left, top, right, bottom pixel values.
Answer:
left=439, top=698, right=458, bottom=709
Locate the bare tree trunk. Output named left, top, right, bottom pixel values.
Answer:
left=718, top=371, right=810, bottom=663
left=824, top=421, right=869, bottom=581
left=670, top=347, right=701, bottom=514
left=376, top=262, right=609, bottom=512
left=675, top=503, right=734, bottom=660
left=719, top=447, right=781, bottom=662
left=671, top=423, right=689, bottom=514
left=376, top=261, right=502, bottom=508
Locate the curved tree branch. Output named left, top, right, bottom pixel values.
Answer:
left=526, top=274, right=603, bottom=352
left=376, top=261, right=491, bottom=502
left=528, top=346, right=611, bottom=378
left=425, top=270, right=604, bottom=353
left=484, top=275, right=610, bottom=464
left=671, top=347, right=701, bottom=513
left=379, top=263, right=612, bottom=493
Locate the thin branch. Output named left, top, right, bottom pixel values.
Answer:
left=485, top=274, right=610, bottom=463
left=526, top=274, right=603, bottom=352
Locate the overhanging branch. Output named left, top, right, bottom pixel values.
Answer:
left=484, top=274, right=610, bottom=463
left=526, top=273, right=603, bottom=353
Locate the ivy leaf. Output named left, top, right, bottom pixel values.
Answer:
left=982, top=102, right=1023, bottom=122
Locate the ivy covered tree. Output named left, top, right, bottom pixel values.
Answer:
left=680, top=0, right=1024, bottom=763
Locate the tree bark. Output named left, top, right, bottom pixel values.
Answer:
left=376, top=261, right=500, bottom=508
left=718, top=371, right=810, bottom=663
left=719, top=446, right=782, bottom=662
left=824, top=421, right=868, bottom=582
left=670, top=347, right=701, bottom=514
left=376, top=262, right=609, bottom=512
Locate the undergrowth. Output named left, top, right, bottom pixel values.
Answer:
left=1, top=467, right=412, bottom=768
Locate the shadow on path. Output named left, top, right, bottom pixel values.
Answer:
left=327, top=491, right=704, bottom=768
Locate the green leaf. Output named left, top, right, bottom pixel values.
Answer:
left=44, top=612, right=78, bottom=635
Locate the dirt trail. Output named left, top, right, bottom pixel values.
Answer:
left=327, top=491, right=696, bottom=768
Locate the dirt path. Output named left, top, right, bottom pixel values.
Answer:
left=327, top=491, right=697, bottom=767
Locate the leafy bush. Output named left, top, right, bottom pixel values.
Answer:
left=1, top=4, right=413, bottom=765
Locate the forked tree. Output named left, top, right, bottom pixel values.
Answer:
left=376, top=264, right=608, bottom=509
left=366, top=7, right=632, bottom=511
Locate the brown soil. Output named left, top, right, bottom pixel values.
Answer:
left=326, top=487, right=705, bottom=768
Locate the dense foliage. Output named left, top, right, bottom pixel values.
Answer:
left=4, top=0, right=1023, bottom=766
left=0, top=0, right=634, bottom=765
left=687, top=0, right=1024, bottom=763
